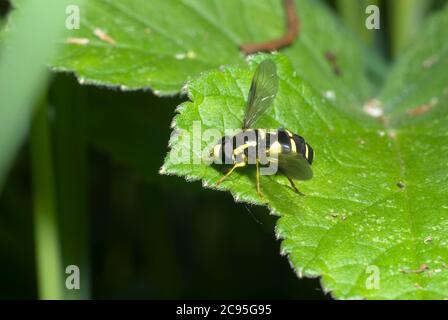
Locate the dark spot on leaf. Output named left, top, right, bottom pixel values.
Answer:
left=397, top=182, right=405, bottom=189
left=325, top=51, right=341, bottom=76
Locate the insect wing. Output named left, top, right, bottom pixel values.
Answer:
left=243, top=60, right=279, bottom=129
left=278, top=152, right=313, bottom=181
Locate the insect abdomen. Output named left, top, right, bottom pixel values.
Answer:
left=212, top=129, right=313, bottom=165
left=275, top=129, right=314, bottom=164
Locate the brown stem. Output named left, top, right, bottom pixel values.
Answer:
left=239, top=0, right=299, bottom=54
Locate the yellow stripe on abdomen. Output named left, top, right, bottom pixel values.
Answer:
left=290, top=138, right=297, bottom=153
left=269, top=141, right=282, bottom=154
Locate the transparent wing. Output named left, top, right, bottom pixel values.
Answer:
left=243, top=59, right=279, bottom=129
left=278, top=153, right=313, bottom=181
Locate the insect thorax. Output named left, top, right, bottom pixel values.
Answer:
left=211, top=129, right=313, bottom=165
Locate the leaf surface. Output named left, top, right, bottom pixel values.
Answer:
left=52, top=0, right=373, bottom=108
left=162, top=45, right=448, bottom=298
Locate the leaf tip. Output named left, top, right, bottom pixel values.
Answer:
left=202, top=179, right=212, bottom=188
left=181, top=83, right=189, bottom=96
left=159, top=165, right=167, bottom=175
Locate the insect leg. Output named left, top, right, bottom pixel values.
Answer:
left=286, top=175, right=304, bottom=196
left=215, top=163, right=242, bottom=187
left=256, top=159, right=264, bottom=199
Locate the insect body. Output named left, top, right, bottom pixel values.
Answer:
left=211, top=60, right=314, bottom=198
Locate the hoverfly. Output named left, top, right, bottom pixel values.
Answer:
left=210, top=59, right=314, bottom=198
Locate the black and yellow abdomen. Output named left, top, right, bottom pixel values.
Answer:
left=275, top=129, right=314, bottom=164
left=211, top=128, right=313, bottom=167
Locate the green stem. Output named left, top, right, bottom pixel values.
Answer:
left=53, top=75, right=91, bottom=299
left=390, top=0, right=432, bottom=57
left=31, top=95, right=64, bottom=300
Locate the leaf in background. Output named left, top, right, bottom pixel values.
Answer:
left=380, top=6, right=448, bottom=119
left=51, top=0, right=374, bottom=109
left=162, top=43, right=448, bottom=298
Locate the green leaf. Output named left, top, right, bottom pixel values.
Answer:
left=162, top=24, right=448, bottom=301
left=380, top=6, right=448, bottom=119
left=52, top=0, right=373, bottom=108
